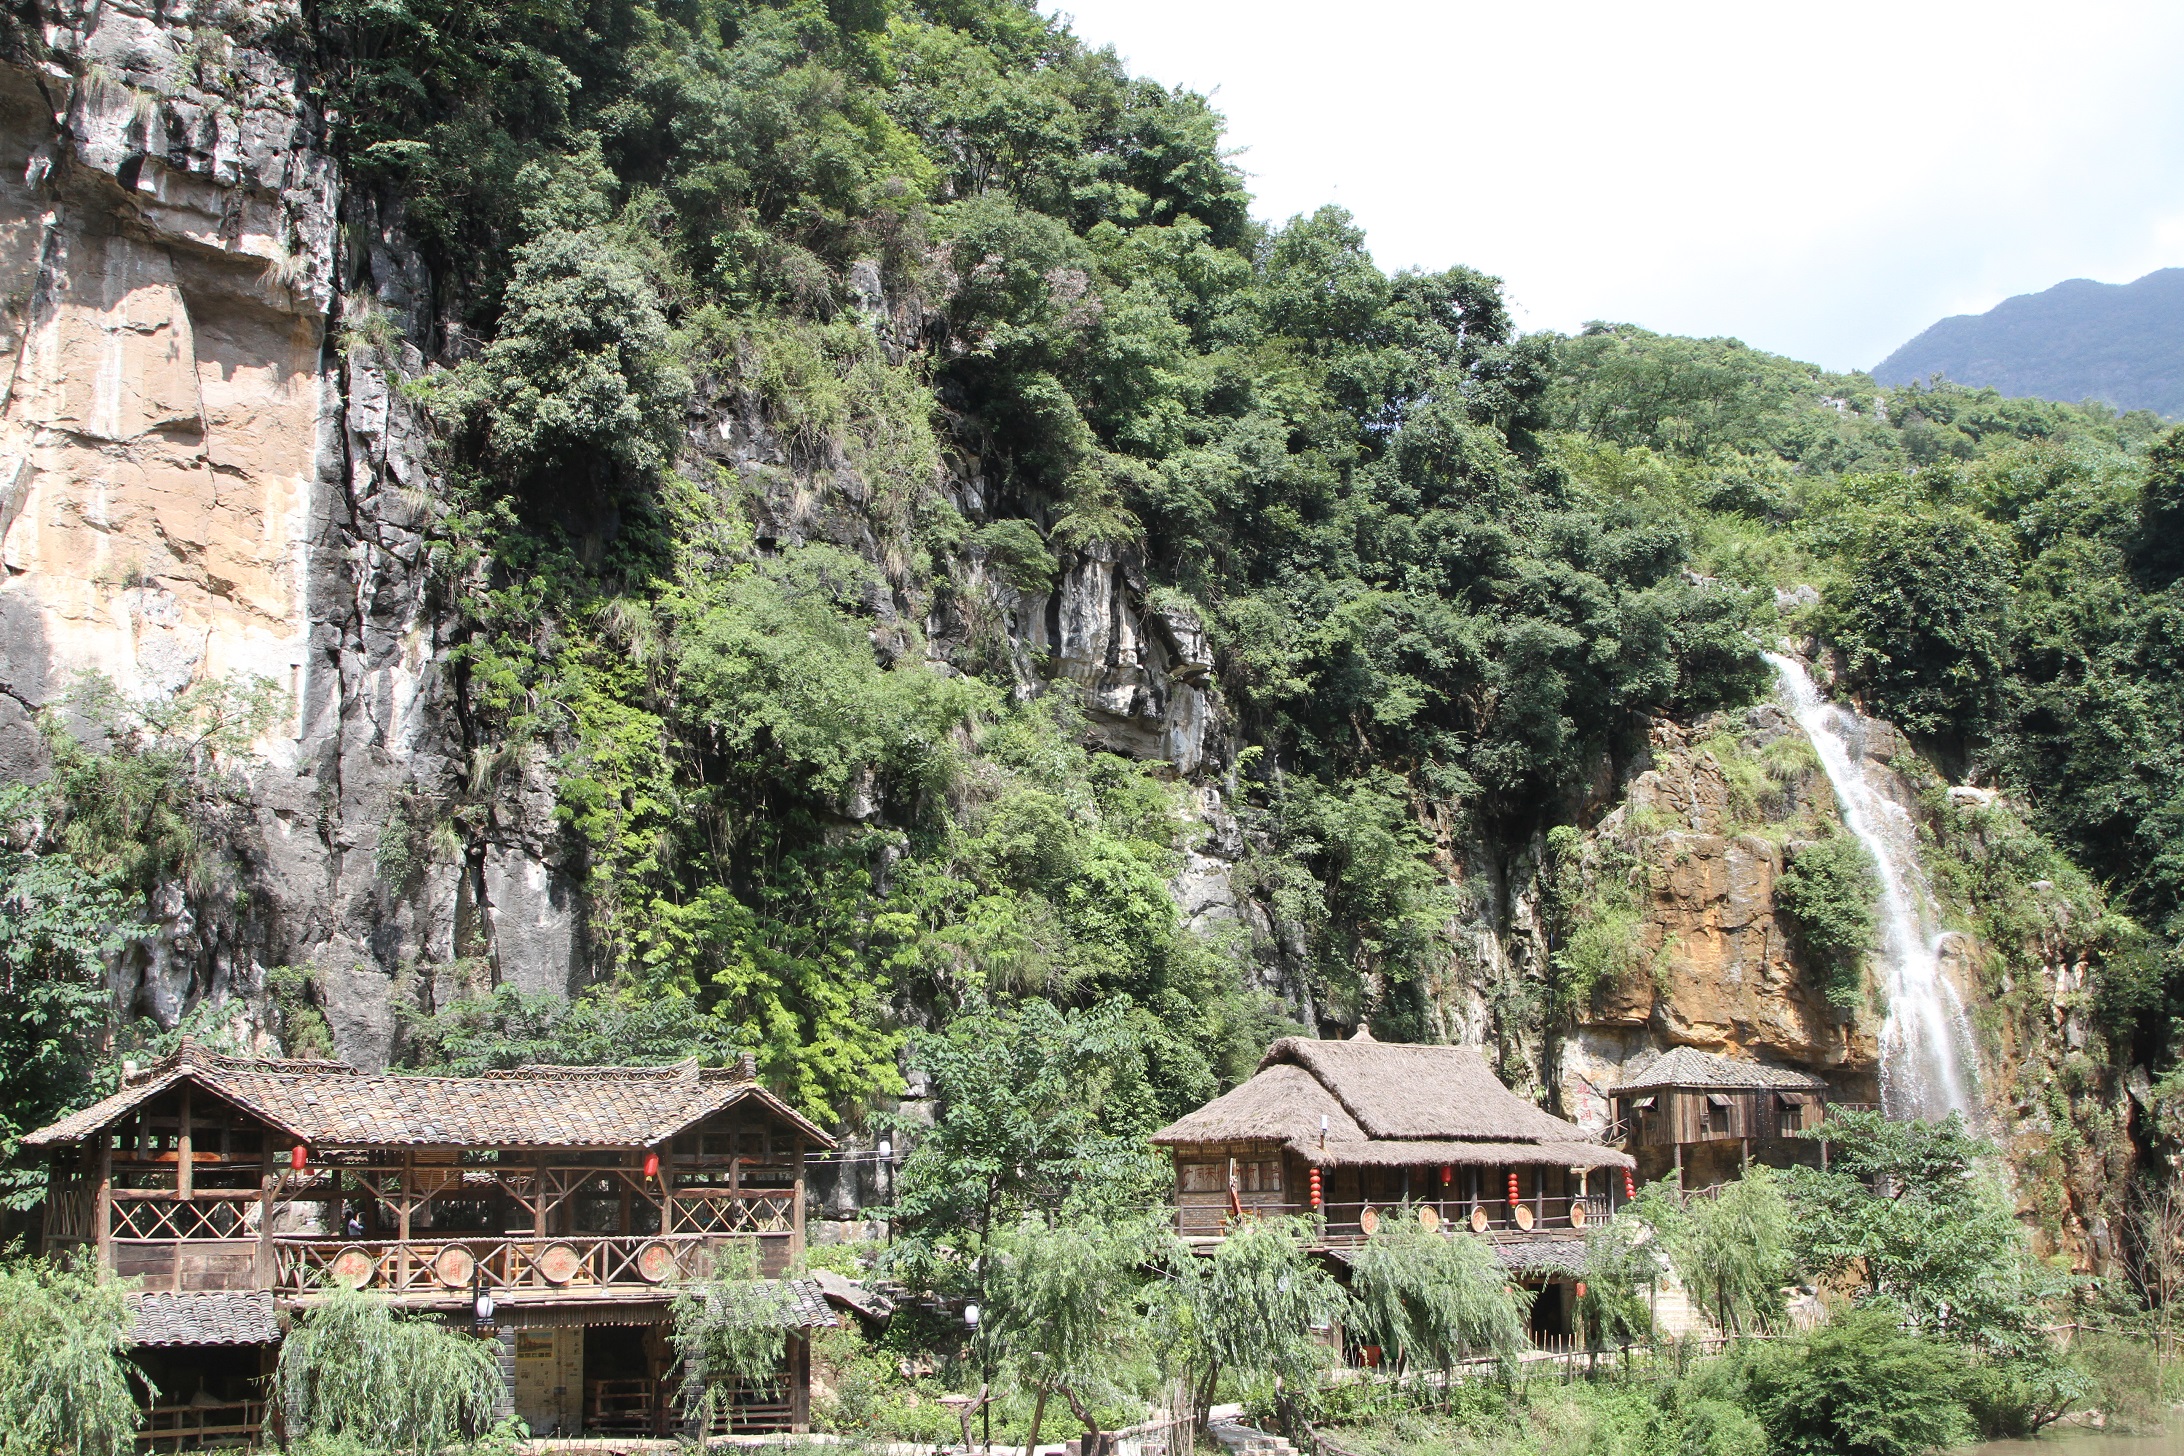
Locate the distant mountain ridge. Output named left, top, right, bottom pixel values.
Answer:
left=1874, top=268, right=2184, bottom=418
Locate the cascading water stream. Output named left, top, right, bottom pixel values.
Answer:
left=1764, top=652, right=1980, bottom=1123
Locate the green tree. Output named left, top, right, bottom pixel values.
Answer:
left=672, top=1245, right=799, bottom=1434
left=1151, top=1215, right=1343, bottom=1431
left=1344, top=1214, right=1529, bottom=1376
left=1672, top=1166, right=1795, bottom=1336
left=1787, top=1111, right=2070, bottom=1354
left=0, top=1257, right=148, bottom=1456
left=982, top=1213, right=1155, bottom=1451
left=276, top=1284, right=501, bottom=1452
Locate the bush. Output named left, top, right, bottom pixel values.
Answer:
left=1774, top=832, right=1879, bottom=1009
left=1701, top=1307, right=1973, bottom=1456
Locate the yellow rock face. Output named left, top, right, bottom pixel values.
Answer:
left=0, top=57, right=329, bottom=725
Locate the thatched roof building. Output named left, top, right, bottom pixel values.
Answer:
left=1152, top=1033, right=1633, bottom=1172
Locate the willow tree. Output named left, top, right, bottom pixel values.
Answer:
left=1152, top=1216, right=1342, bottom=1431
left=983, top=1213, right=1154, bottom=1453
left=1675, top=1166, right=1795, bottom=1336
left=1345, top=1216, right=1529, bottom=1380
left=0, top=1257, right=147, bottom=1456
left=671, top=1244, right=797, bottom=1433
left=276, top=1284, right=501, bottom=1452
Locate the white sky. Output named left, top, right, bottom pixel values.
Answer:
left=1045, top=0, right=2184, bottom=372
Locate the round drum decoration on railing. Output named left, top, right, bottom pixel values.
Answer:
left=1357, top=1205, right=1380, bottom=1236
left=536, top=1241, right=584, bottom=1286
left=636, top=1240, right=677, bottom=1284
left=330, top=1246, right=375, bottom=1289
left=434, top=1245, right=477, bottom=1289
left=1469, top=1206, right=1490, bottom=1233
left=1417, top=1205, right=1439, bottom=1232
left=1513, top=1202, right=1535, bottom=1231
left=1569, top=1199, right=1588, bottom=1229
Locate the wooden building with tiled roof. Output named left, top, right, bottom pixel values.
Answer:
left=24, top=1041, right=839, bottom=1444
left=1605, top=1046, right=1834, bottom=1189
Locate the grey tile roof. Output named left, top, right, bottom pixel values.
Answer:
left=129, top=1290, right=280, bottom=1347
left=25, top=1043, right=836, bottom=1151
left=1606, top=1046, right=1829, bottom=1095
left=778, top=1277, right=837, bottom=1330
left=1482, top=1233, right=1587, bottom=1276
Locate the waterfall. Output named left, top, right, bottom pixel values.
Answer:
left=1763, top=652, right=1979, bottom=1122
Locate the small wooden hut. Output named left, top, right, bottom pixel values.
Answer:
left=1150, top=1032, right=1634, bottom=1345
left=1606, top=1046, right=1831, bottom=1190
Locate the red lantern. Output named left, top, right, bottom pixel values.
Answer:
left=1623, top=1169, right=1636, bottom=1200
left=1440, top=1165, right=1453, bottom=1186
left=1507, top=1171, right=1520, bottom=1206
left=644, top=1151, right=661, bottom=1179
left=1575, top=1281, right=1587, bottom=1299
left=290, top=1144, right=307, bottom=1173
left=1308, top=1167, right=1323, bottom=1208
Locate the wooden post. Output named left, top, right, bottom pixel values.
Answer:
left=94, top=1135, right=113, bottom=1272
left=399, top=1151, right=414, bottom=1290
left=792, top=1137, right=806, bottom=1259
left=535, top=1154, right=549, bottom=1238
left=661, top=1146, right=676, bottom=1238
left=257, top=1143, right=277, bottom=1288
left=1740, top=1138, right=1751, bottom=1172
left=177, top=1083, right=194, bottom=1201
left=1673, top=1141, right=1684, bottom=1192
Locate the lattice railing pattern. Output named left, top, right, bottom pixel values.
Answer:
left=666, top=1191, right=793, bottom=1236
left=110, top=1196, right=255, bottom=1241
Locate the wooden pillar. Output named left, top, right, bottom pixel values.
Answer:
left=1673, top=1141, right=1684, bottom=1192
left=176, top=1084, right=194, bottom=1200
left=661, top=1146, right=676, bottom=1237
left=792, top=1137, right=806, bottom=1259
left=398, top=1151, right=415, bottom=1290
left=534, top=1154, right=549, bottom=1238
left=1741, top=1138, right=1751, bottom=1172
left=257, top=1143, right=277, bottom=1288
left=94, top=1135, right=113, bottom=1271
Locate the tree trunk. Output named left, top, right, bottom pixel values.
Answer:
left=1062, top=1382, right=1101, bottom=1456
left=1028, top=1386, right=1049, bottom=1452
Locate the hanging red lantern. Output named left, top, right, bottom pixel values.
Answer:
left=290, top=1144, right=308, bottom=1173
left=1575, top=1281, right=1587, bottom=1299
left=1623, top=1169, right=1636, bottom=1200
left=644, top=1151, right=661, bottom=1180
left=1440, top=1165, right=1453, bottom=1186
left=1507, top=1171, right=1520, bottom=1206
left=1308, top=1167, right=1323, bottom=1208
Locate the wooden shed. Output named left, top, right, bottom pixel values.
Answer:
left=1606, top=1046, right=1831, bottom=1190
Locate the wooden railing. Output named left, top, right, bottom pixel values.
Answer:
left=110, top=1190, right=259, bottom=1241
left=272, top=1232, right=744, bottom=1296
left=137, top=1400, right=266, bottom=1451
left=1178, top=1196, right=1614, bottom=1243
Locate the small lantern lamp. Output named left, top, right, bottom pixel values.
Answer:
left=962, top=1302, right=980, bottom=1330
left=643, top=1150, right=661, bottom=1179
left=290, top=1144, right=308, bottom=1173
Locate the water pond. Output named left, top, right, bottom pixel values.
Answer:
left=1969, top=1430, right=2184, bottom=1456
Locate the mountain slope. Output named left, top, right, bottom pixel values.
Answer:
left=1873, top=268, right=2184, bottom=417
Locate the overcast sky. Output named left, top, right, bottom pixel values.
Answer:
left=1045, top=0, right=2184, bottom=372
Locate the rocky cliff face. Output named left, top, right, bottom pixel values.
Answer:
left=0, top=10, right=2135, bottom=1263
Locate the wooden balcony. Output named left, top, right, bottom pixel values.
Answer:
left=1176, top=1195, right=1614, bottom=1246
left=273, top=1228, right=794, bottom=1302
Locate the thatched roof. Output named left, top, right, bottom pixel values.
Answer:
left=24, top=1041, right=835, bottom=1151
left=1150, top=1034, right=1631, bottom=1169
left=1607, top=1046, right=1828, bottom=1096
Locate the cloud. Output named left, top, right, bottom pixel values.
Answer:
left=1047, top=0, right=2184, bottom=370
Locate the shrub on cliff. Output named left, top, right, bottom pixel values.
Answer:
left=1775, top=831, right=1879, bottom=1008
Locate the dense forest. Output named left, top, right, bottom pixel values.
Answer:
left=5, top=0, right=2184, bottom=1176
